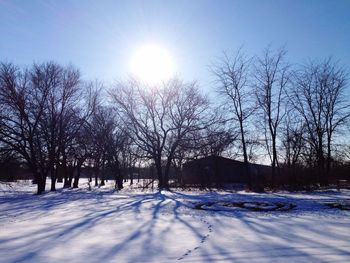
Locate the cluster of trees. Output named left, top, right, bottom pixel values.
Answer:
left=0, top=47, right=349, bottom=194
left=0, top=62, right=231, bottom=194
left=0, top=62, right=91, bottom=193
left=212, top=48, right=350, bottom=188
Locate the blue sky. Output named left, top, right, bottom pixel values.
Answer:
left=0, top=0, right=349, bottom=91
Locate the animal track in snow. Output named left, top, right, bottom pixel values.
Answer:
left=177, top=214, right=213, bottom=260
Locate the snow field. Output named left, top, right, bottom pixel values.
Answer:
left=0, top=180, right=350, bottom=262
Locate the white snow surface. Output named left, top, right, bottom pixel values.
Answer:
left=1, top=180, right=350, bottom=263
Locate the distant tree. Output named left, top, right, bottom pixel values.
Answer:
left=280, top=109, right=307, bottom=186
left=292, top=59, right=349, bottom=185
left=281, top=111, right=305, bottom=168
left=254, top=48, right=290, bottom=186
left=108, top=127, right=130, bottom=190
left=89, top=105, right=117, bottom=186
left=211, top=49, right=255, bottom=188
left=180, top=122, right=236, bottom=159
left=71, top=122, right=92, bottom=188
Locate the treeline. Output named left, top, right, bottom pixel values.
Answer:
left=212, top=48, right=350, bottom=188
left=0, top=47, right=349, bottom=194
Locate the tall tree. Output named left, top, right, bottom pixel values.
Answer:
left=254, top=48, right=290, bottom=186
left=292, top=59, right=349, bottom=184
left=110, top=78, right=212, bottom=189
left=211, top=49, right=255, bottom=188
left=33, top=62, right=81, bottom=191
left=0, top=63, right=50, bottom=194
left=0, top=62, right=82, bottom=194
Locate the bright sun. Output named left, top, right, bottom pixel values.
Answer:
left=130, top=44, right=174, bottom=84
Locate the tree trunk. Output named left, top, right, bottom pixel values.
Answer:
left=30, top=164, right=46, bottom=194
left=326, top=136, right=332, bottom=183
left=66, top=166, right=73, bottom=188
left=317, top=134, right=327, bottom=186
left=37, top=173, right=46, bottom=195
left=155, top=158, right=163, bottom=189
left=117, top=170, right=123, bottom=189
left=89, top=171, right=92, bottom=183
left=55, top=165, right=62, bottom=183
left=137, top=163, right=141, bottom=183
left=50, top=176, right=56, bottom=191
left=100, top=160, right=105, bottom=186
left=114, top=161, right=123, bottom=189
left=50, top=165, right=56, bottom=191
left=271, top=133, right=278, bottom=188
left=73, top=164, right=81, bottom=188
left=164, top=157, right=173, bottom=189
left=240, top=122, right=251, bottom=190
left=129, top=166, right=133, bottom=185
left=318, top=152, right=327, bottom=186
left=95, top=166, right=99, bottom=187
left=63, top=154, right=70, bottom=188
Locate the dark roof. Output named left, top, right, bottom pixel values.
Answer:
left=185, top=155, right=270, bottom=169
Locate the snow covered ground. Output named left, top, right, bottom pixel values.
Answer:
left=1, top=180, right=350, bottom=263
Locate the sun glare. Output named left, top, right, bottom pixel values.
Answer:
left=130, top=44, right=174, bottom=84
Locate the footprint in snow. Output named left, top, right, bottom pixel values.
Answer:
left=177, top=215, right=213, bottom=260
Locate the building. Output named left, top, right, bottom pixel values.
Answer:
left=182, top=155, right=270, bottom=187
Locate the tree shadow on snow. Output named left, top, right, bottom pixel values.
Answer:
left=0, top=189, right=350, bottom=262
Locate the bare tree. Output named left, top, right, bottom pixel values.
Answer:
left=89, top=105, right=117, bottom=186
left=179, top=122, right=235, bottom=159
left=0, top=63, right=50, bottom=194
left=280, top=109, right=307, bottom=186
left=292, top=59, right=349, bottom=185
left=322, top=60, right=349, bottom=178
left=211, top=49, right=255, bottom=188
left=33, top=62, right=81, bottom=191
left=254, top=48, right=290, bottom=186
left=110, top=78, right=212, bottom=189
left=0, top=62, right=84, bottom=193
left=71, top=121, right=92, bottom=188
left=282, top=111, right=305, bottom=168
left=109, top=128, right=131, bottom=190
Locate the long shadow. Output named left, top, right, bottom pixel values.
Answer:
left=1, top=187, right=350, bottom=262
left=163, top=190, right=350, bottom=262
